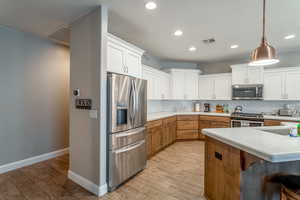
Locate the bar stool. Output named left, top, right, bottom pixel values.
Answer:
left=281, top=186, right=300, bottom=200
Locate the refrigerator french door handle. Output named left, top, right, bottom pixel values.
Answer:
left=132, top=79, right=137, bottom=124
left=129, top=80, right=135, bottom=125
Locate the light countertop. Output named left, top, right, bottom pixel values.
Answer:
left=147, top=112, right=230, bottom=121
left=147, top=112, right=300, bottom=122
left=264, top=115, right=300, bottom=121
left=202, top=126, right=300, bottom=163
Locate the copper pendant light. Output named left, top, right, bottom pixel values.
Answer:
left=249, top=0, right=279, bottom=66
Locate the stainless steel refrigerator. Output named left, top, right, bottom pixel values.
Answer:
left=107, top=72, right=147, bottom=191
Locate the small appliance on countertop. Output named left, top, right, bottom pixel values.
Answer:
left=215, top=104, right=224, bottom=113
left=279, top=109, right=294, bottom=117
left=278, top=104, right=297, bottom=116
left=234, top=105, right=243, bottom=113
left=204, top=103, right=210, bottom=112
left=194, top=102, right=201, bottom=112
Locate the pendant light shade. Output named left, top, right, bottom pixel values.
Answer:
left=249, top=0, right=279, bottom=66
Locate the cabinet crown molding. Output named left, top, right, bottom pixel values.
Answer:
left=107, top=33, right=145, bottom=55
left=166, top=68, right=202, bottom=74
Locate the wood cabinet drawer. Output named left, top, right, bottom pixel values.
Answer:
left=177, top=130, right=199, bottom=140
left=200, top=116, right=230, bottom=123
left=163, top=116, right=177, bottom=124
left=177, top=115, right=199, bottom=121
left=264, top=119, right=300, bottom=126
left=147, top=119, right=163, bottom=128
left=210, top=121, right=230, bottom=128
left=177, top=121, right=198, bottom=130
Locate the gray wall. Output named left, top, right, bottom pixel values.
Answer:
left=0, top=26, right=70, bottom=166
left=142, top=52, right=200, bottom=70
left=69, top=6, right=107, bottom=190
left=199, top=50, right=300, bottom=74
left=142, top=53, right=161, bottom=69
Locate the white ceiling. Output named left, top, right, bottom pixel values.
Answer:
left=1, top=0, right=300, bottom=63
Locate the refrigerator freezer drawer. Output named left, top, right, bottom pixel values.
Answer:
left=109, top=127, right=146, bottom=150
left=108, top=140, right=147, bottom=191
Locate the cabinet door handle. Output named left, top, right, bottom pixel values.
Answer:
left=215, top=152, right=223, bottom=160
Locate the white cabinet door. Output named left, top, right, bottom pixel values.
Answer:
left=248, top=66, right=264, bottom=84
left=285, top=70, right=300, bottom=100
left=126, top=51, right=142, bottom=78
left=184, top=72, right=199, bottom=100
left=159, top=73, right=171, bottom=100
left=214, top=75, right=232, bottom=100
left=231, top=64, right=264, bottom=85
left=142, top=69, right=156, bottom=100
left=107, top=42, right=125, bottom=74
left=264, top=71, right=284, bottom=100
left=171, top=71, right=185, bottom=99
left=107, top=34, right=144, bottom=78
left=199, top=77, right=214, bottom=100
left=232, top=67, right=247, bottom=85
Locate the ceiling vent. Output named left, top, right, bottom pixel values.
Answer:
left=48, top=27, right=70, bottom=46
left=202, top=38, right=216, bottom=45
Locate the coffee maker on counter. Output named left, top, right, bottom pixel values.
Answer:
left=204, top=103, right=210, bottom=112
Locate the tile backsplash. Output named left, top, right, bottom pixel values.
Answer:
left=148, top=100, right=300, bottom=114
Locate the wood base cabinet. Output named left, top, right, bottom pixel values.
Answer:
left=205, top=137, right=241, bottom=200
left=176, top=115, right=200, bottom=140
left=199, top=116, right=230, bottom=138
left=264, top=119, right=300, bottom=126
left=147, top=117, right=177, bottom=158
left=162, top=117, right=177, bottom=147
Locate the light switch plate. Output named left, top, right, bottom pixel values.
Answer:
left=89, top=110, right=98, bottom=119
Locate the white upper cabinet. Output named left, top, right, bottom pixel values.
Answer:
left=142, top=66, right=156, bottom=100
left=285, top=69, right=300, bottom=100
left=107, top=33, right=144, bottom=78
left=198, top=76, right=214, bottom=100
left=264, top=67, right=300, bottom=100
left=231, top=64, right=264, bottom=85
left=169, top=69, right=201, bottom=100
left=126, top=51, right=142, bottom=78
left=184, top=72, right=199, bottom=100
left=199, top=73, right=232, bottom=100
left=214, top=74, right=232, bottom=100
left=263, top=71, right=284, bottom=100
left=107, top=41, right=125, bottom=74
left=142, top=65, right=171, bottom=100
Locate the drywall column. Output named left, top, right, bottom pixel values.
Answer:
left=69, top=6, right=108, bottom=196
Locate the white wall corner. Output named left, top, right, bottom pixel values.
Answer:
left=68, top=170, right=107, bottom=197
left=0, top=148, right=69, bottom=174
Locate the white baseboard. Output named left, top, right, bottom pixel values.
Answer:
left=0, top=148, right=69, bottom=174
left=68, top=170, right=107, bottom=196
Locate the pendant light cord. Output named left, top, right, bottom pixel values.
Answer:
left=262, top=0, right=266, bottom=43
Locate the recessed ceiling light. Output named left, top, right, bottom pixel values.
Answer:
left=174, top=30, right=183, bottom=36
left=145, top=1, right=157, bottom=10
left=284, top=34, right=296, bottom=40
left=189, top=46, right=197, bottom=52
left=230, top=44, right=239, bottom=49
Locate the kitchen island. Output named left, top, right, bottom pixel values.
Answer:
left=202, top=126, right=300, bottom=200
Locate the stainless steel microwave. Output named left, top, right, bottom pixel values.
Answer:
left=232, top=84, right=263, bottom=100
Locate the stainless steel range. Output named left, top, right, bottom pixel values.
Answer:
left=231, top=112, right=264, bottom=127
left=107, top=72, right=147, bottom=191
